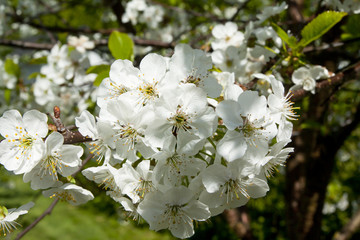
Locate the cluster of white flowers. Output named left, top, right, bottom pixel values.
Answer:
left=122, top=0, right=164, bottom=29
left=0, top=109, right=94, bottom=206
left=291, top=65, right=333, bottom=94
left=70, top=44, right=296, bottom=238
left=211, top=21, right=282, bottom=84
left=323, top=0, right=360, bottom=13
left=0, top=42, right=297, bottom=238
left=33, top=37, right=104, bottom=118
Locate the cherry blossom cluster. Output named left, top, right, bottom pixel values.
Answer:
left=74, top=44, right=295, bottom=238
left=210, top=3, right=333, bottom=95
left=0, top=109, right=95, bottom=206
left=211, top=8, right=285, bottom=84
left=323, top=0, right=360, bottom=13
left=33, top=36, right=105, bottom=119
left=0, top=43, right=298, bottom=238
left=122, top=0, right=164, bottom=29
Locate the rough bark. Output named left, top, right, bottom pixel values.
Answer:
left=286, top=74, right=360, bottom=239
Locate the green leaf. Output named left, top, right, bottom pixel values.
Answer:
left=4, top=89, right=11, bottom=105
left=93, top=71, right=109, bottom=87
left=271, top=23, right=298, bottom=49
left=298, top=11, right=347, bottom=48
left=86, top=64, right=110, bottom=74
left=4, top=59, right=20, bottom=78
left=108, top=31, right=134, bottom=60
left=341, top=14, right=360, bottom=40
left=29, top=56, right=48, bottom=64
left=28, top=72, right=44, bottom=80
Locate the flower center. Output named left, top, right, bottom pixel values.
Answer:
left=108, top=80, right=127, bottom=99
left=138, top=82, right=158, bottom=104
left=226, top=59, right=233, bottom=68
left=113, top=122, right=139, bottom=150
left=221, top=178, right=250, bottom=203
left=134, top=178, right=154, bottom=199
left=10, top=127, right=37, bottom=161
left=50, top=191, right=76, bottom=203
left=89, top=139, right=107, bottom=164
left=39, top=152, right=62, bottom=181
left=237, top=116, right=266, bottom=145
left=168, top=106, right=192, bottom=137
left=96, top=173, right=116, bottom=190
left=186, top=75, right=201, bottom=85
left=163, top=203, right=187, bottom=223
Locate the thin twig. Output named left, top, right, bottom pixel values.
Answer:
left=0, top=36, right=174, bottom=50
left=0, top=39, right=53, bottom=50
left=48, top=106, right=92, bottom=144
left=290, top=60, right=360, bottom=101
left=71, top=153, right=94, bottom=177
left=333, top=208, right=360, bottom=240
left=15, top=199, right=59, bottom=240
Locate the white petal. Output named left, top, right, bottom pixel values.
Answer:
left=75, top=110, right=97, bottom=139
left=140, top=53, right=167, bottom=83
left=217, top=130, right=247, bottom=162
left=45, top=132, right=64, bottom=153
left=23, top=110, right=48, bottom=137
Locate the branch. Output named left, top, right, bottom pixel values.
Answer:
left=287, top=0, right=304, bottom=23
left=303, top=37, right=360, bottom=53
left=48, top=106, right=92, bottom=144
left=0, top=39, right=54, bottom=50
left=71, top=153, right=94, bottom=177
left=333, top=208, right=360, bottom=240
left=290, top=60, right=360, bottom=101
left=15, top=199, right=59, bottom=240
left=0, top=36, right=175, bottom=50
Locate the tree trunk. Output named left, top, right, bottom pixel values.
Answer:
left=285, top=89, right=358, bottom=239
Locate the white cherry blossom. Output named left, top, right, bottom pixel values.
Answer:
left=137, top=186, right=211, bottom=239
left=0, top=202, right=34, bottom=236
left=43, top=183, right=94, bottom=206
left=291, top=65, right=331, bottom=94
left=0, top=109, right=47, bottom=174
left=23, top=132, right=83, bottom=190
left=211, top=22, right=245, bottom=50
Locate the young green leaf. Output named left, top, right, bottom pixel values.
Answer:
left=4, top=59, right=20, bottom=78
left=4, top=89, right=11, bottom=105
left=108, top=31, right=134, bottom=60
left=93, top=71, right=109, bottom=86
left=86, top=64, right=110, bottom=74
left=28, top=72, right=45, bottom=80
left=298, top=11, right=347, bottom=48
left=271, top=23, right=298, bottom=49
